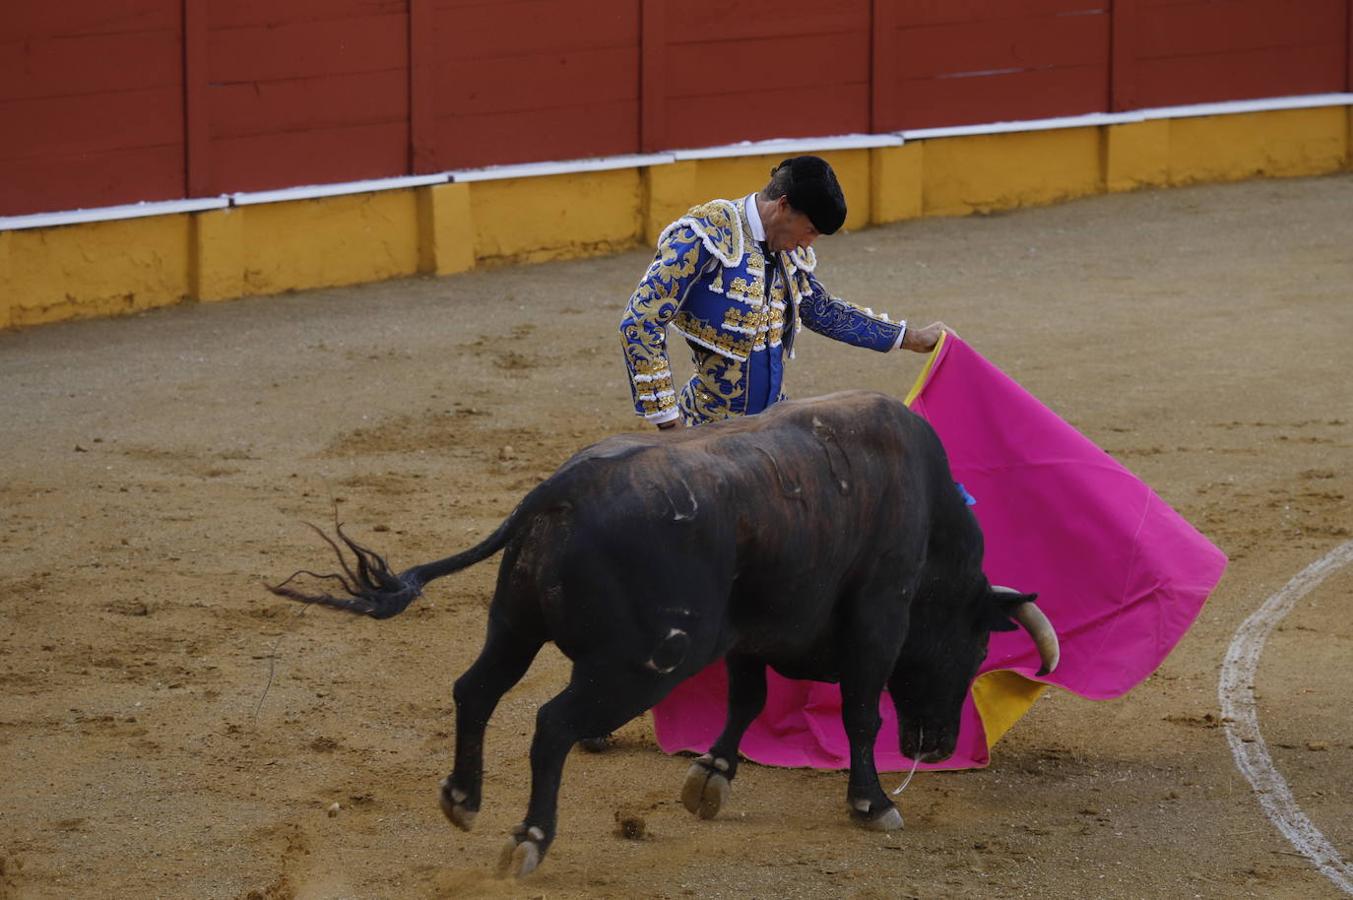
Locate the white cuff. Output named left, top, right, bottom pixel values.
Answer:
left=890, top=320, right=908, bottom=352
left=646, top=408, right=682, bottom=425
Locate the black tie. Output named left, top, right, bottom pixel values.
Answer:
left=762, top=241, right=795, bottom=356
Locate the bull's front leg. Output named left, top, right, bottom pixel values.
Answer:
left=838, top=649, right=904, bottom=832
left=442, top=623, right=541, bottom=831
left=681, top=653, right=767, bottom=819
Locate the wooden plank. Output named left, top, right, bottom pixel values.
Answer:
left=666, top=31, right=869, bottom=97
left=211, top=121, right=407, bottom=194
left=666, top=83, right=870, bottom=147
left=208, top=70, right=408, bottom=139
left=0, top=31, right=180, bottom=102
left=1137, top=0, right=1343, bottom=59
left=1348, top=0, right=1353, bottom=91
left=1135, top=43, right=1347, bottom=107
left=0, top=0, right=178, bottom=40
left=640, top=0, right=666, bottom=152
left=870, top=0, right=902, bottom=132
left=184, top=0, right=210, bottom=197
left=430, top=100, right=639, bottom=170
left=409, top=0, right=436, bottom=173
left=207, top=14, right=407, bottom=83
left=0, top=144, right=185, bottom=217
left=894, top=0, right=1107, bottom=29
left=895, top=11, right=1110, bottom=78
left=431, top=0, right=636, bottom=61
left=435, top=48, right=637, bottom=117
left=208, top=0, right=408, bottom=30
left=0, top=87, right=183, bottom=159
left=663, top=0, right=869, bottom=44
left=1111, top=0, right=1137, bottom=111
left=899, top=65, right=1109, bottom=129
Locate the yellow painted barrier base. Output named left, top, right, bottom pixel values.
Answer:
left=2, top=106, right=1350, bottom=331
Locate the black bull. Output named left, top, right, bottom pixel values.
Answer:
left=272, top=390, right=1059, bottom=877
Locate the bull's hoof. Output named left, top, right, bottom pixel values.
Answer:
left=681, top=754, right=731, bottom=820
left=439, top=778, right=476, bottom=831
left=496, top=825, right=545, bottom=879
left=849, top=798, right=904, bottom=832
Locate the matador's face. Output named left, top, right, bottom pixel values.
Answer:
left=763, top=197, right=820, bottom=253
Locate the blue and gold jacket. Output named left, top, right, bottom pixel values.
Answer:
left=620, top=196, right=905, bottom=425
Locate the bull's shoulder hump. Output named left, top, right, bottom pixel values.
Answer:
left=547, top=440, right=735, bottom=517
left=769, top=390, right=912, bottom=429
left=558, top=436, right=660, bottom=471
left=554, top=435, right=724, bottom=484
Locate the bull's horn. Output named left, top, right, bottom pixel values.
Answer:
left=1013, top=601, right=1060, bottom=677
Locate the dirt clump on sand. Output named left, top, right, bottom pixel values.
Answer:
left=1, top=175, right=1350, bottom=898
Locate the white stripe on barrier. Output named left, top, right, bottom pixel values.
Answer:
left=231, top=173, right=449, bottom=206
left=447, top=153, right=676, bottom=182
left=672, top=133, right=903, bottom=160
left=902, top=111, right=1144, bottom=140
left=1140, top=93, right=1353, bottom=122
left=0, top=197, right=229, bottom=232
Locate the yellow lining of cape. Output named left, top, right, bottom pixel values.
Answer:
left=902, top=328, right=947, bottom=408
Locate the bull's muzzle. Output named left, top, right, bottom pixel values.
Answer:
left=899, top=720, right=956, bottom=763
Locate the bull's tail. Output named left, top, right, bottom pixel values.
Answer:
left=267, top=510, right=519, bottom=619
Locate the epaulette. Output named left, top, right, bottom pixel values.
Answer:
left=658, top=199, right=744, bottom=268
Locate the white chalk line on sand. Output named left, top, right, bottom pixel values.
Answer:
left=1218, top=539, right=1353, bottom=895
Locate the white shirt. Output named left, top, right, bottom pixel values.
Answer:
left=744, top=193, right=766, bottom=242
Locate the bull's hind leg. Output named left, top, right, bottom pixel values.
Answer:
left=681, top=653, right=766, bottom=820
left=499, top=660, right=671, bottom=879
left=442, top=619, right=542, bottom=831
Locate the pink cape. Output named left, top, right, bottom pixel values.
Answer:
left=652, top=335, right=1227, bottom=771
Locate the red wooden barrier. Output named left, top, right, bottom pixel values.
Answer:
left=204, top=0, right=410, bottom=194
left=659, top=0, right=871, bottom=147
left=871, top=0, right=902, bottom=132
left=424, top=0, right=639, bottom=170
left=0, top=1, right=185, bottom=216
left=1, top=0, right=1351, bottom=217
left=1110, top=0, right=1138, bottom=111
left=410, top=0, right=437, bottom=174
left=185, top=0, right=210, bottom=198
left=640, top=0, right=666, bottom=152
left=876, top=0, right=1112, bottom=131
left=1132, top=0, right=1346, bottom=107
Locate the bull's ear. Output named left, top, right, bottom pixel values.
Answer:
left=986, top=587, right=1038, bottom=632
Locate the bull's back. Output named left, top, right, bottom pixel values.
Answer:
left=511, top=392, right=948, bottom=654
left=552, top=390, right=942, bottom=570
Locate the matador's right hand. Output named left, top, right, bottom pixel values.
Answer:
left=902, top=321, right=953, bottom=353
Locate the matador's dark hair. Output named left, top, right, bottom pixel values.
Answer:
left=763, top=155, right=847, bottom=234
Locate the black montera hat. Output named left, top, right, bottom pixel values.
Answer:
left=777, top=155, right=847, bottom=234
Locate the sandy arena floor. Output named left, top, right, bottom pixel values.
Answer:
left=1, top=174, right=1350, bottom=899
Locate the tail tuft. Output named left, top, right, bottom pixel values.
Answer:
left=267, top=523, right=422, bottom=619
